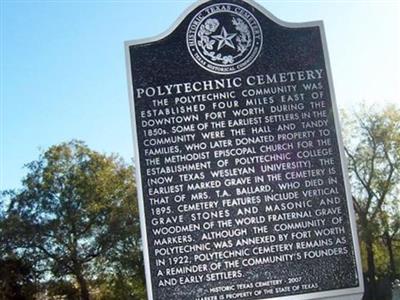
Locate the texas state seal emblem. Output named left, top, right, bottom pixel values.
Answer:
left=187, top=3, right=263, bottom=74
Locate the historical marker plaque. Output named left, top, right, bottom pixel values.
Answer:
left=125, top=1, right=364, bottom=300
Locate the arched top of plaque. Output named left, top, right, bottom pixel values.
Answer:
left=125, top=0, right=324, bottom=45
left=125, top=0, right=326, bottom=76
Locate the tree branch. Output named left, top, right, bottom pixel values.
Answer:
left=344, top=147, right=379, bottom=212
left=371, top=147, right=396, bottom=220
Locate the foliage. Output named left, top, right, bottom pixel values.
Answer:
left=1, top=140, right=143, bottom=299
left=342, top=104, right=400, bottom=299
left=359, top=240, right=395, bottom=276
left=46, top=280, right=80, bottom=300
left=343, top=104, right=400, bottom=225
left=94, top=273, right=146, bottom=300
left=0, top=257, right=37, bottom=300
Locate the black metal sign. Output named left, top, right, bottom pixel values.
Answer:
left=125, top=1, right=364, bottom=299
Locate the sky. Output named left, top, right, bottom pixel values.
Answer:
left=1, top=0, right=399, bottom=191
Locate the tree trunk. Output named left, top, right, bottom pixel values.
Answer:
left=76, top=271, right=90, bottom=300
left=384, top=230, right=396, bottom=280
left=365, top=230, right=377, bottom=300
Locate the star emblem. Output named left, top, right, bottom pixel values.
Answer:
left=211, top=27, right=237, bottom=50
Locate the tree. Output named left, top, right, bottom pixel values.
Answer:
left=0, top=257, right=37, bottom=300
left=342, top=104, right=400, bottom=299
left=3, top=140, right=142, bottom=300
left=379, top=201, right=400, bottom=279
